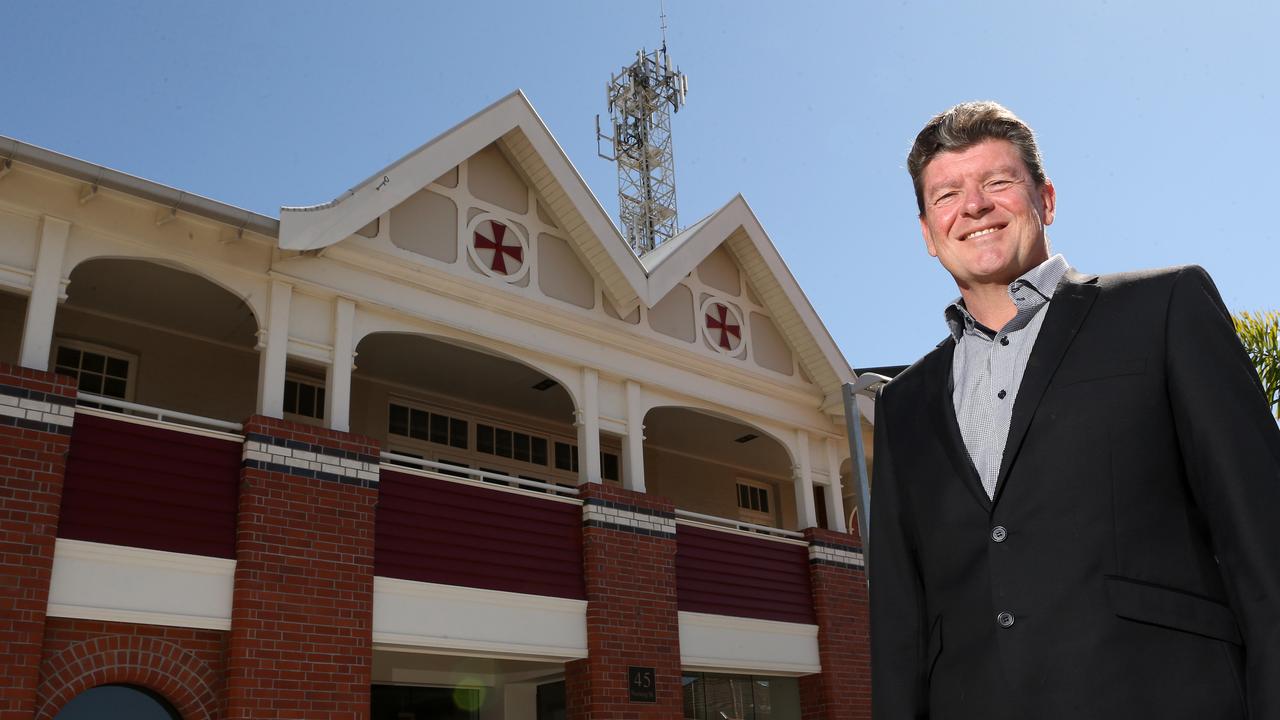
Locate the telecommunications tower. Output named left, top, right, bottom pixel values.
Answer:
left=596, top=9, right=688, bottom=255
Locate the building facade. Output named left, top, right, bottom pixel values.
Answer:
left=0, top=92, right=870, bottom=719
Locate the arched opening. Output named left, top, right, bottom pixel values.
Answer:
left=54, top=683, right=181, bottom=720
left=54, top=258, right=259, bottom=423
left=350, top=333, right=590, bottom=486
left=642, top=406, right=798, bottom=529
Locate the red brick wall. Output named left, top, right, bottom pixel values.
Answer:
left=800, top=528, right=871, bottom=720
left=35, top=617, right=226, bottom=720
left=565, top=484, right=683, bottom=718
left=225, top=416, right=379, bottom=720
left=0, top=364, right=76, bottom=720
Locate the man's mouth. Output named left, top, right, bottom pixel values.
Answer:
left=962, top=226, right=1002, bottom=240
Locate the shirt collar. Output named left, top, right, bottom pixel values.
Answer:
left=945, top=254, right=1072, bottom=341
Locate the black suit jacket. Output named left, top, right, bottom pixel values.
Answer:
left=869, top=266, right=1280, bottom=720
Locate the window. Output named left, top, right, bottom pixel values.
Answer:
left=283, top=375, right=325, bottom=420
left=813, top=486, right=829, bottom=530
left=537, top=680, right=566, bottom=720
left=477, top=423, right=547, bottom=465
left=53, top=341, right=135, bottom=401
left=372, top=684, right=480, bottom=719
left=389, top=402, right=468, bottom=450
left=54, top=684, right=181, bottom=720
left=384, top=399, right=613, bottom=487
left=554, top=441, right=621, bottom=482
left=554, top=441, right=576, bottom=472
left=682, top=672, right=801, bottom=720
left=736, top=479, right=774, bottom=526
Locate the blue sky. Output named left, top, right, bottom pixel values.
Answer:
left=2, top=1, right=1276, bottom=368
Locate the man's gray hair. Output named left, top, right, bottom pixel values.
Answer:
left=907, top=101, right=1047, bottom=216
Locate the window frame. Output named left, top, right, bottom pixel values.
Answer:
left=282, top=371, right=327, bottom=423
left=52, top=338, right=138, bottom=402
left=735, top=477, right=776, bottom=527
left=384, top=396, right=621, bottom=487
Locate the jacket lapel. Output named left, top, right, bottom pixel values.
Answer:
left=991, top=269, right=1099, bottom=505
left=926, top=340, right=992, bottom=511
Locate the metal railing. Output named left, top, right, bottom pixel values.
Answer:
left=76, top=392, right=244, bottom=433
left=674, top=508, right=805, bottom=539
left=380, top=451, right=580, bottom=497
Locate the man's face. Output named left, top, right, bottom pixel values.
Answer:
left=918, top=139, right=1056, bottom=291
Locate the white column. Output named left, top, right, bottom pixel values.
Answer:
left=576, top=367, right=601, bottom=484
left=622, top=380, right=646, bottom=492
left=326, top=297, right=356, bottom=432
left=18, top=216, right=70, bottom=371
left=255, top=280, right=292, bottom=418
left=793, top=428, right=818, bottom=529
left=824, top=437, right=848, bottom=532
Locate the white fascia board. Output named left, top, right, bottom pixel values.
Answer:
left=509, top=97, right=648, bottom=301
left=642, top=199, right=740, bottom=301
left=373, top=576, right=588, bottom=661
left=279, top=92, right=527, bottom=251
left=46, top=538, right=235, bottom=630
left=729, top=198, right=856, bottom=399
left=678, top=611, right=821, bottom=676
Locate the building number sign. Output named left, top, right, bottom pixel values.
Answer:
left=628, top=666, right=656, bottom=703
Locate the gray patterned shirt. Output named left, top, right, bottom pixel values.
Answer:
left=946, top=254, right=1071, bottom=499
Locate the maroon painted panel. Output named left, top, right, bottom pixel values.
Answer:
left=375, top=469, right=585, bottom=600
left=60, top=412, right=240, bottom=558
left=676, top=523, right=815, bottom=624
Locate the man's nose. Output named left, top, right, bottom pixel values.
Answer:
left=962, top=187, right=994, bottom=217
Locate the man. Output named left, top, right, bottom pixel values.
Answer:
left=869, top=101, right=1280, bottom=720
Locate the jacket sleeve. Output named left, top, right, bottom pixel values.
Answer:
left=1165, top=266, right=1280, bottom=719
left=870, top=389, right=931, bottom=719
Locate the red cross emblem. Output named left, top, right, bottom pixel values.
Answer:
left=705, top=303, right=742, bottom=351
left=473, top=220, right=524, bottom=275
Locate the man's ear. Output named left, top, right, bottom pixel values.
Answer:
left=1040, top=179, right=1057, bottom=226
left=921, top=216, right=939, bottom=257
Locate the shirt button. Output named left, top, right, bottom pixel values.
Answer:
left=997, top=611, right=1015, bottom=628
left=997, top=389, right=1007, bottom=399
left=991, top=525, right=1008, bottom=543
left=1000, top=337, right=1010, bottom=346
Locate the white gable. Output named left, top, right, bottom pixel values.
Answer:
left=277, top=91, right=853, bottom=410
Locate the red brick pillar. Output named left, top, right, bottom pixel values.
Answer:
left=800, top=527, right=871, bottom=720
left=565, top=484, right=682, bottom=718
left=225, top=417, right=380, bottom=719
left=0, top=364, right=76, bottom=720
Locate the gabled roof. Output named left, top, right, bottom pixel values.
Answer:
left=279, top=91, right=649, bottom=313
left=278, top=90, right=854, bottom=408
left=642, top=195, right=854, bottom=407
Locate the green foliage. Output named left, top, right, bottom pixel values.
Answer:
left=1233, top=311, right=1280, bottom=418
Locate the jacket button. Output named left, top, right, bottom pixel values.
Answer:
left=997, top=611, right=1015, bottom=628
left=991, top=525, right=1008, bottom=543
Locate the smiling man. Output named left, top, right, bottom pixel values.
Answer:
left=868, top=101, right=1280, bottom=720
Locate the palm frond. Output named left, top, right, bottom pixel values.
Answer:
left=1234, top=310, right=1280, bottom=418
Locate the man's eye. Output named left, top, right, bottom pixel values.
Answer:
left=988, top=179, right=1012, bottom=189
left=933, top=192, right=957, bottom=205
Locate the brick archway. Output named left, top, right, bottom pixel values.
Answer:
left=36, top=635, right=219, bottom=720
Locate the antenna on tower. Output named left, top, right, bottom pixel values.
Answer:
left=659, top=0, right=669, bottom=49
left=595, top=5, right=688, bottom=255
